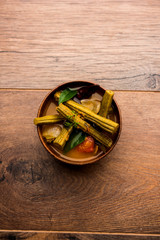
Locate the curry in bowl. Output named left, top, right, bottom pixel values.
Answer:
left=34, top=81, right=121, bottom=164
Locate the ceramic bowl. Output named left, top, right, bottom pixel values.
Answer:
left=36, top=81, right=121, bottom=165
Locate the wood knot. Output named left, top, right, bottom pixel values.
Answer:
left=147, top=74, right=157, bottom=89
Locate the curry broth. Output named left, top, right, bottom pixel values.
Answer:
left=41, top=89, right=118, bottom=160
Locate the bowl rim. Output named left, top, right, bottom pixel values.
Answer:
left=37, top=81, right=122, bottom=165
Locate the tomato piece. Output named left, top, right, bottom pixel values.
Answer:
left=76, top=136, right=95, bottom=153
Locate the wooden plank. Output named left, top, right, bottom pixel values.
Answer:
left=0, top=232, right=160, bottom=240
left=0, top=0, right=160, bottom=90
left=0, top=90, right=160, bottom=233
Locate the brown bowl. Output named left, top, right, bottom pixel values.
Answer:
left=36, top=81, right=122, bottom=165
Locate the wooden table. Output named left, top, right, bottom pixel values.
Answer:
left=0, top=0, right=160, bottom=239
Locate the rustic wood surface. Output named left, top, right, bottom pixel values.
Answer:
left=0, top=231, right=160, bottom=240
left=0, top=0, right=160, bottom=90
left=0, top=90, right=160, bottom=236
left=1, top=0, right=160, bottom=238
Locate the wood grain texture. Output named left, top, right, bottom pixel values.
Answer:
left=0, top=90, right=160, bottom=233
left=0, top=0, right=160, bottom=90
left=0, top=232, right=160, bottom=240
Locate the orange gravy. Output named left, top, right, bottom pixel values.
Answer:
left=41, top=92, right=117, bottom=159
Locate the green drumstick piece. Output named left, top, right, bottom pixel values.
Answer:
left=53, top=125, right=73, bottom=150
left=99, top=90, right=114, bottom=118
left=56, top=103, right=113, bottom=148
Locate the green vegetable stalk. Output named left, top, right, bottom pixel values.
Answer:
left=56, top=103, right=113, bottom=148
left=34, top=115, right=63, bottom=125
left=54, top=92, right=118, bottom=134
left=65, top=100, right=118, bottom=134
left=99, top=90, right=114, bottom=117
left=53, top=125, right=73, bottom=150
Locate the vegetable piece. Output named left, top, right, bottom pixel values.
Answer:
left=34, top=115, right=63, bottom=125
left=99, top=90, right=114, bottom=117
left=65, top=100, right=118, bottom=134
left=94, top=145, right=99, bottom=155
left=81, top=99, right=101, bottom=114
left=58, top=88, right=77, bottom=105
left=76, top=136, right=95, bottom=153
left=54, top=93, right=119, bottom=134
left=64, top=129, right=86, bottom=153
left=42, top=124, right=62, bottom=143
left=76, top=84, right=99, bottom=100
left=54, top=91, right=61, bottom=102
left=53, top=125, right=73, bottom=150
left=56, top=103, right=113, bottom=148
